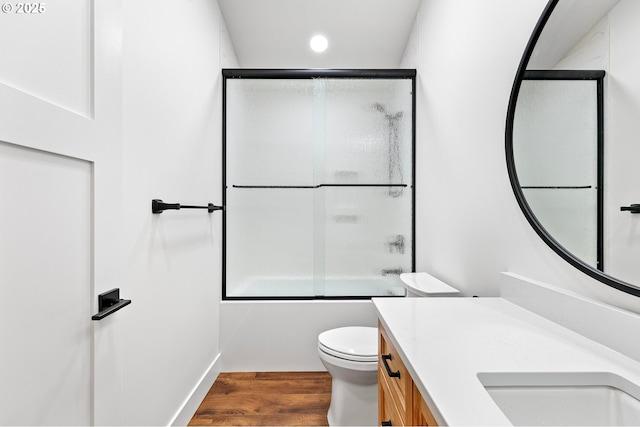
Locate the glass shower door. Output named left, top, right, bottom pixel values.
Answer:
left=223, top=70, right=415, bottom=299
left=514, top=77, right=601, bottom=269
left=318, top=78, right=412, bottom=297
left=225, top=79, right=315, bottom=298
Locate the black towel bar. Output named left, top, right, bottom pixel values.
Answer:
left=621, top=204, right=640, bottom=214
left=152, top=199, right=224, bottom=214
left=232, top=183, right=408, bottom=189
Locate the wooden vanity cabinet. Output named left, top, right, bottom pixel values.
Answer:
left=378, top=321, right=438, bottom=426
left=412, top=383, right=438, bottom=426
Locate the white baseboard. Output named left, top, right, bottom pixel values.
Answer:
left=169, top=353, right=222, bottom=426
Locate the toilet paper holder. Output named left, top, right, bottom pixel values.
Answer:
left=91, top=288, right=131, bottom=321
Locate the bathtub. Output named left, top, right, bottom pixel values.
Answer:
left=227, top=276, right=406, bottom=298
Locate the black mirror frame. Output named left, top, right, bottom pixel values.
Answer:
left=505, top=0, right=640, bottom=297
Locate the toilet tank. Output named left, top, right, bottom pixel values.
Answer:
left=399, top=272, right=460, bottom=297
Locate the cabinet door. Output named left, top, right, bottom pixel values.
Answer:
left=412, top=384, right=439, bottom=426
left=379, top=367, right=405, bottom=426
left=379, top=322, right=412, bottom=421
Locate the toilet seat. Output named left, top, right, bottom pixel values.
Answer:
left=318, top=326, right=378, bottom=363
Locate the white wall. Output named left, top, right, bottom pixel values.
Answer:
left=121, top=1, right=237, bottom=424
left=412, top=0, right=640, bottom=313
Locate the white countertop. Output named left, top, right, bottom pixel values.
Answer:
left=372, top=297, right=640, bottom=426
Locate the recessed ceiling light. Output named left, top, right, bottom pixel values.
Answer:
left=310, top=35, right=328, bottom=53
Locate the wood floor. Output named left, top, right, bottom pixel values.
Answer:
left=188, top=372, right=332, bottom=426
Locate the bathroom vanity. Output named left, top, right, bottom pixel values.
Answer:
left=378, top=321, right=438, bottom=426
left=373, top=273, right=640, bottom=426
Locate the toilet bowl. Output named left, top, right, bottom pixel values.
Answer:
left=318, top=326, right=378, bottom=426
left=318, top=273, right=459, bottom=426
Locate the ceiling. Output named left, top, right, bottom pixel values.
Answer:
left=528, top=0, right=621, bottom=69
left=217, top=0, right=423, bottom=69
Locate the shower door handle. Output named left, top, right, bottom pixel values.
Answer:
left=381, top=354, right=401, bottom=378
left=621, top=204, right=640, bottom=214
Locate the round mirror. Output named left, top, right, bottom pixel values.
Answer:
left=506, top=0, right=640, bottom=296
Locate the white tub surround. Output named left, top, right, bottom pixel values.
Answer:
left=220, top=300, right=378, bottom=372
left=372, top=274, right=640, bottom=426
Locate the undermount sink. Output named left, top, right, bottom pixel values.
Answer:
left=478, top=372, right=640, bottom=426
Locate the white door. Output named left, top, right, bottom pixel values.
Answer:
left=0, top=1, right=124, bottom=425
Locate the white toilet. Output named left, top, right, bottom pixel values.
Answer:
left=318, top=326, right=379, bottom=426
left=317, top=272, right=460, bottom=426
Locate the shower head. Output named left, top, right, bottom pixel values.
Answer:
left=374, top=103, right=403, bottom=121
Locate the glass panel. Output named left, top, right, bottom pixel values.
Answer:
left=514, top=80, right=598, bottom=266
left=522, top=188, right=597, bottom=265
left=323, top=79, right=413, bottom=187
left=322, top=186, right=410, bottom=297
left=225, top=188, right=314, bottom=297
left=226, top=79, right=315, bottom=186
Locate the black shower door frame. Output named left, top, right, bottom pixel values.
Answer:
left=221, top=69, right=417, bottom=300
left=521, top=69, right=605, bottom=271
